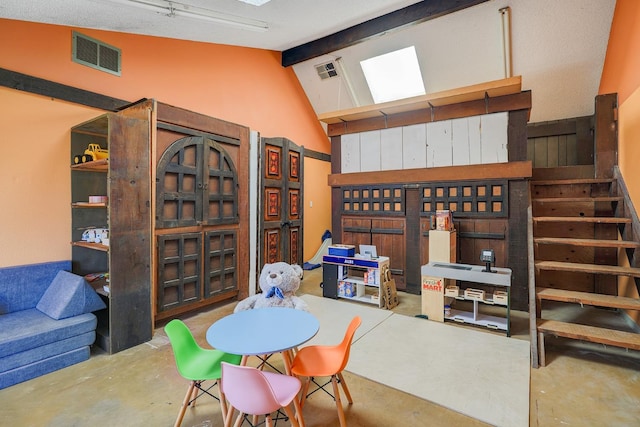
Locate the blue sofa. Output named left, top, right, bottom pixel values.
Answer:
left=0, top=261, right=105, bottom=389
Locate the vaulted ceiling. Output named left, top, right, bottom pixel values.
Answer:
left=0, top=0, right=617, bottom=124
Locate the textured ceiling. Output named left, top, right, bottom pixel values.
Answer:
left=0, top=0, right=617, bottom=123
left=0, top=0, right=421, bottom=51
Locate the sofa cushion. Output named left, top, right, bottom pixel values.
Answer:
left=0, top=309, right=97, bottom=358
left=0, top=346, right=90, bottom=390
left=36, top=271, right=106, bottom=320
left=0, top=261, right=71, bottom=315
left=0, top=331, right=95, bottom=373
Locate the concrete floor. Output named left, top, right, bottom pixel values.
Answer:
left=2, top=268, right=640, bottom=426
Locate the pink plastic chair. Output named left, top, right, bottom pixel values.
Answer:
left=220, top=362, right=304, bottom=427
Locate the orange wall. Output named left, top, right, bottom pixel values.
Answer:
left=0, top=18, right=331, bottom=267
left=599, top=0, right=640, bottom=319
left=599, top=0, right=640, bottom=227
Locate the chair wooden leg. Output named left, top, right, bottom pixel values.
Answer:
left=292, top=391, right=306, bottom=427
left=284, top=404, right=301, bottom=427
left=224, top=405, right=235, bottom=427
left=233, top=412, right=245, bottom=427
left=337, top=372, right=353, bottom=404
left=331, top=375, right=347, bottom=427
left=191, top=381, right=200, bottom=407
left=219, top=388, right=228, bottom=426
left=299, top=376, right=311, bottom=407
left=265, top=414, right=274, bottom=427
left=174, top=381, right=196, bottom=427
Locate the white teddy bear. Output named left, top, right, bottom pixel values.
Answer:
left=234, top=262, right=309, bottom=312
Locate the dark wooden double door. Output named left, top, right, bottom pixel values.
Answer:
left=259, top=137, right=304, bottom=274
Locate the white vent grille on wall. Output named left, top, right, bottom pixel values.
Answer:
left=315, top=61, right=339, bottom=80
left=72, top=31, right=121, bottom=76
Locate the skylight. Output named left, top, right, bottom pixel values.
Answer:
left=237, top=0, right=272, bottom=5
left=360, top=46, right=426, bottom=104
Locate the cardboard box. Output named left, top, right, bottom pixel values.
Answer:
left=436, top=210, right=453, bottom=231
left=328, top=244, right=356, bottom=257
left=338, top=281, right=357, bottom=298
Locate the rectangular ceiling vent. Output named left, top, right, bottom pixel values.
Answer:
left=315, top=61, right=339, bottom=80
left=72, top=31, right=121, bottom=76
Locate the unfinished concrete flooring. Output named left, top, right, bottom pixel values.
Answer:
left=2, top=268, right=639, bottom=426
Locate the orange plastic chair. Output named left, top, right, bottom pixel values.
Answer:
left=290, top=316, right=362, bottom=427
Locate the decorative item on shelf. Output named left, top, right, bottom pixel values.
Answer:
left=435, top=210, right=454, bottom=231
left=338, top=281, right=357, bottom=298
left=445, top=285, right=460, bottom=297
left=444, top=304, right=452, bottom=317
left=493, top=290, right=508, bottom=304
left=464, top=288, right=486, bottom=301
left=328, top=244, right=356, bottom=257
left=88, top=195, right=108, bottom=204
left=81, top=227, right=109, bottom=244
left=73, top=143, right=109, bottom=164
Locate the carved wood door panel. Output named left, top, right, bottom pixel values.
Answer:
left=259, top=137, right=304, bottom=275
left=156, top=136, right=240, bottom=314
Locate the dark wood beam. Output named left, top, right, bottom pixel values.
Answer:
left=326, top=91, right=532, bottom=137
left=0, top=67, right=129, bottom=111
left=282, top=0, right=490, bottom=67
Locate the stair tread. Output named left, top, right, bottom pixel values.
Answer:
left=533, top=196, right=622, bottom=202
left=532, top=178, right=615, bottom=185
left=536, top=319, right=640, bottom=350
left=537, top=287, right=640, bottom=310
left=535, top=261, right=640, bottom=277
left=533, top=216, right=631, bottom=223
left=534, top=237, right=640, bottom=248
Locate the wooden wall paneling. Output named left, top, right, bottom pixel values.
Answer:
left=452, top=117, right=471, bottom=166
left=576, top=116, right=594, bottom=165
left=533, top=138, right=547, bottom=168
left=527, top=138, right=536, bottom=167
left=480, top=112, right=508, bottom=164
left=558, top=134, right=568, bottom=166
left=402, top=124, right=427, bottom=169
left=341, top=217, right=372, bottom=248
left=341, top=133, right=360, bottom=173
left=546, top=135, right=559, bottom=167
left=468, top=115, right=482, bottom=164
left=419, top=217, right=431, bottom=266
left=381, top=127, right=403, bottom=170
left=456, top=219, right=477, bottom=265
left=427, top=120, right=452, bottom=167
left=371, top=217, right=406, bottom=290
left=508, top=110, right=529, bottom=162
left=508, top=179, right=530, bottom=311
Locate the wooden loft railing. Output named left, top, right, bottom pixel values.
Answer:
left=328, top=161, right=532, bottom=187
left=319, top=76, right=528, bottom=137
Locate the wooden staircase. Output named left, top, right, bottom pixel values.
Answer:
left=531, top=175, right=640, bottom=366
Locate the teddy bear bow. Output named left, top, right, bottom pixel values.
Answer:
left=265, top=286, right=285, bottom=299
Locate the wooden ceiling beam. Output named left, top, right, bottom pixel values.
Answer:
left=281, top=0, right=490, bottom=67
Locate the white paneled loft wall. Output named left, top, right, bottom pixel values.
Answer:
left=340, top=112, right=508, bottom=173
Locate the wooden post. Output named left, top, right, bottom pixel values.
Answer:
left=594, top=93, right=617, bottom=179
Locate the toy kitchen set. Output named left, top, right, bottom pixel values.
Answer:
left=420, top=210, right=513, bottom=336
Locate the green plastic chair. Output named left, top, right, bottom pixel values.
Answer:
left=165, top=319, right=242, bottom=427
